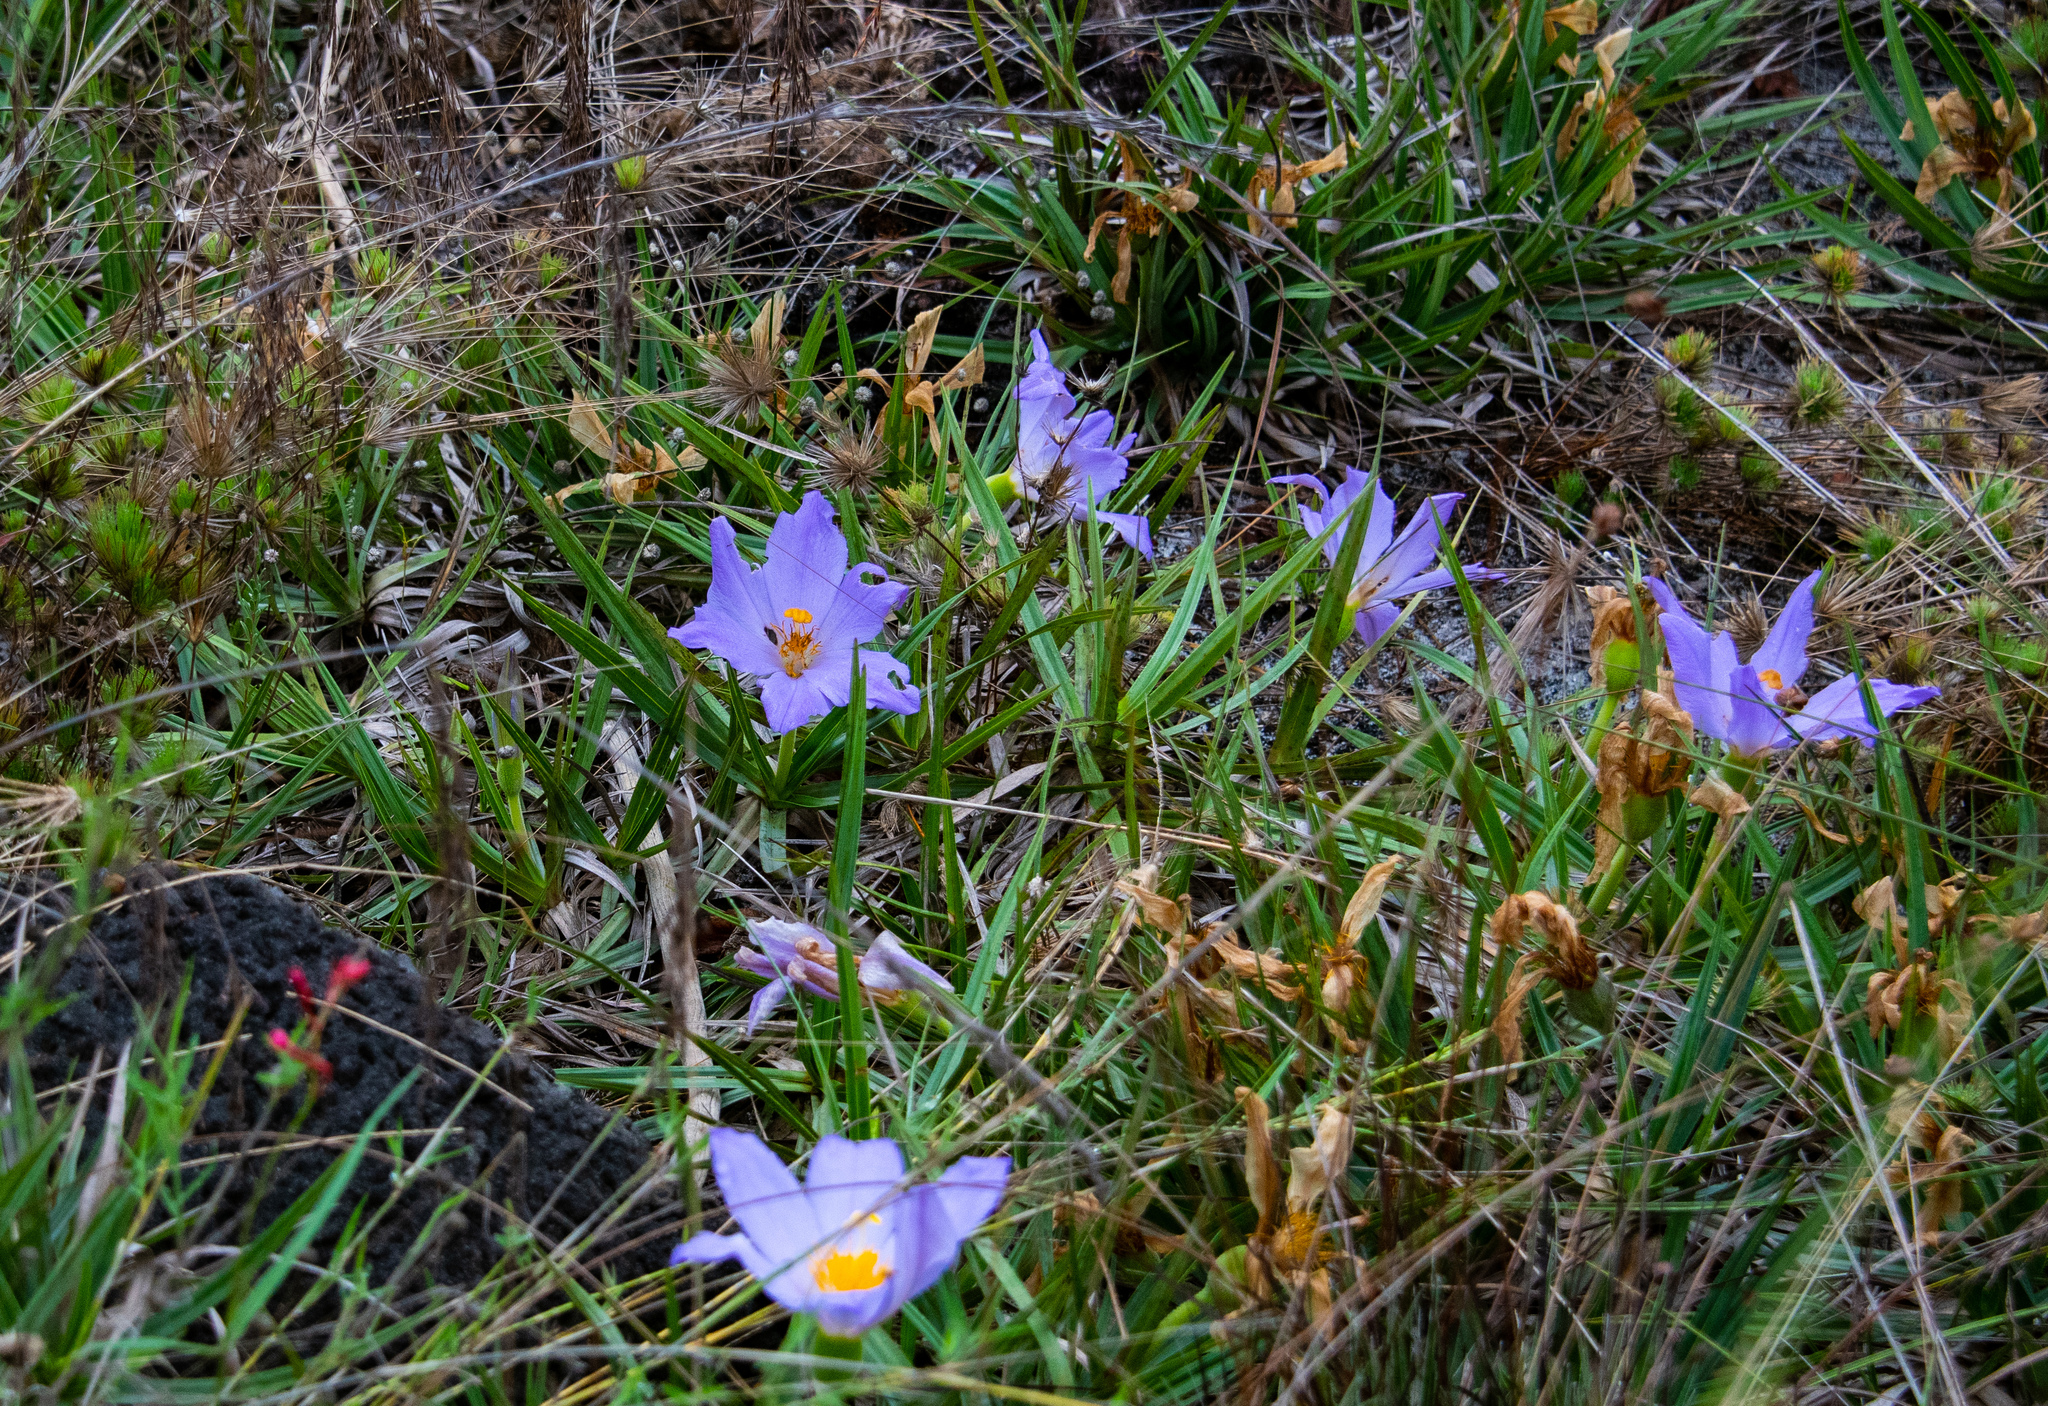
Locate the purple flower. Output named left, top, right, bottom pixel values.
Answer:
left=1010, top=331, right=1153, bottom=560
left=1270, top=469, right=1503, bottom=648
left=668, top=492, right=920, bottom=735
left=671, top=1128, right=1009, bottom=1340
left=736, top=920, right=954, bottom=1034
left=1645, top=571, right=1939, bottom=759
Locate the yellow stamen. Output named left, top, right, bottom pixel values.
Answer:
left=1758, top=668, right=1784, bottom=690
left=811, top=1248, right=890, bottom=1292
left=773, top=606, right=822, bottom=678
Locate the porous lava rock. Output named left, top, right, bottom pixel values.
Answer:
left=22, top=865, right=676, bottom=1292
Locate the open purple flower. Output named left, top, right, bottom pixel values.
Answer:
left=1007, top=331, right=1153, bottom=560
left=668, top=492, right=920, bottom=735
left=1271, top=469, right=1503, bottom=648
left=1646, top=570, right=1939, bottom=759
left=671, top=1128, right=1009, bottom=1340
left=736, top=920, right=954, bottom=1034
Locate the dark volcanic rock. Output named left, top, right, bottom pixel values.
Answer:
left=23, top=866, right=675, bottom=1293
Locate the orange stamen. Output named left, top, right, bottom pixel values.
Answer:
left=774, top=606, right=821, bottom=678
left=1757, top=668, right=1784, bottom=690
left=811, top=1248, right=890, bottom=1292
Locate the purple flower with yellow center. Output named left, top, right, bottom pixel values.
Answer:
left=736, top=920, right=953, bottom=1033
left=999, top=331, right=1153, bottom=560
left=1646, top=570, right=1939, bottom=760
left=668, top=492, right=920, bottom=735
left=1271, top=468, right=1503, bottom=648
left=670, top=1128, right=1010, bottom=1341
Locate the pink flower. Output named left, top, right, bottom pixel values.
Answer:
left=269, top=1028, right=334, bottom=1089
left=287, top=967, right=318, bottom=1020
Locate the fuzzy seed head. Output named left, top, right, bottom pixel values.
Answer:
left=814, top=420, right=889, bottom=495
left=1789, top=359, right=1850, bottom=428
left=1662, top=330, right=1716, bottom=378
left=1810, top=244, right=1866, bottom=300
left=1851, top=513, right=1892, bottom=564
left=691, top=336, right=783, bottom=424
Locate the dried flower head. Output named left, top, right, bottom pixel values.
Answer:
left=1889, top=1123, right=1972, bottom=1248
left=1234, top=1085, right=1355, bottom=1320
left=1083, top=137, right=1200, bottom=302
left=813, top=419, right=890, bottom=494
left=1621, top=287, right=1667, bottom=324
left=1809, top=244, right=1867, bottom=301
left=550, top=394, right=705, bottom=507
left=695, top=335, right=784, bottom=424
left=1585, top=583, right=1656, bottom=692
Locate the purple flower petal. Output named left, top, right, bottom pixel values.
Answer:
left=762, top=492, right=852, bottom=621
left=812, top=563, right=910, bottom=651
left=856, top=647, right=922, bottom=716
left=757, top=648, right=856, bottom=734
left=669, top=517, right=782, bottom=677
left=749, top=920, right=840, bottom=996
left=1751, top=570, right=1820, bottom=691
left=748, top=919, right=806, bottom=970
left=1645, top=578, right=1733, bottom=741
left=1725, top=665, right=1791, bottom=757
left=928, top=1155, right=1011, bottom=1239
left=805, top=1135, right=908, bottom=1232
left=1379, top=564, right=1509, bottom=599
left=889, top=1155, right=1011, bottom=1304
left=671, top=1230, right=775, bottom=1279
left=1785, top=675, right=1941, bottom=744
left=858, top=933, right=953, bottom=994
left=706, top=1127, right=822, bottom=1268
left=807, top=1275, right=904, bottom=1340
left=1354, top=601, right=1403, bottom=649
left=744, top=976, right=792, bottom=1034
left=1094, top=510, right=1154, bottom=560
left=1275, top=470, right=1381, bottom=564
left=1354, top=494, right=1463, bottom=602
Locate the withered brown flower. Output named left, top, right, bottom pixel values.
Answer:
left=1244, top=139, right=1356, bottom=235
left=1234, top=1088, right=1357, bottom=1327
left=1592, top=688, right=1695, bottom=872
left=1083, top=138, right=1200, bottom=303
left=1556, top=29, right=1643, bottom=217
left=549, top=393, right=704, bottom=507
left=1888, top=1123, right=1973, bottom=1249
left=1903, top=90, right=2037, bottom=209
left=1490, top=892, right=1605, bottom=1063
